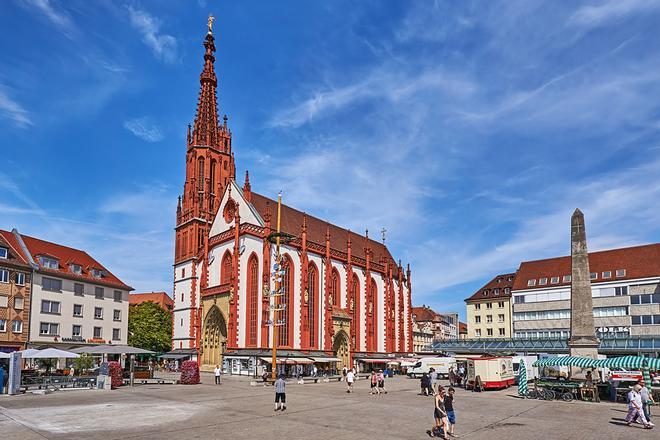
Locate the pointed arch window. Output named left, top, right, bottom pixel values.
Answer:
left=278, top=256, right=293, bottom=348
left=197, top=157, right=205, bottom=191
left=247, top=254, right=259, bottom=347
left=221, top=251, right=232, bottom=285
left=307, top=263, right=318, bottom=348
left=369, top=278, right=378, bottom=351
left=351, top=273, right=359, bottom=349
left=331, top=269, right=340, bottom=307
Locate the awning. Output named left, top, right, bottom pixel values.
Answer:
left=260, top=357, right=314, bottom=364
left=71, top=345, right=154, bottom=355
left=22, top=348, right=79, bottom=359
left=533, top=356, right=601, bottom=368
left=159, top=354, right=189, bottom=359
left=223, top=355, right=253, bottom=360
left=309, top=357, right=341, bottom=363
left=360, top=359, right=393, bottom=364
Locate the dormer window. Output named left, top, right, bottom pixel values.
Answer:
left=39, top=256, right=59, bottom=270
left=0, top=247, right=7, bottom=259
left=527, top=279, right=536, bottom=287
left=483, top=289, right=489, bottom=296
left=508, top=276, right=513, bottom=281
left=551, top=276, right=559, bottom=284
left=496, top=278, right=502, bottom=283
left=602, top=271, right=612, bottom=279
left=494, top=288, right=500, bottom=295
left=539, top=278, right=548, bottom=285
left=91, top=268, right=103, bottom=278
left=563, top=275, right=572, bottom=283
left=590, top=272, right=597, bottom=280
left=616, top=269, right=626, bottom=277
left=70, top=264, right=82, bottom=275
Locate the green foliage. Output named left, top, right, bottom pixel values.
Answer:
left=72, top=353, right=94, bottom=372
left=38, top=358, right=56, bottom=373
left=128, top=301, right=172, bottom=353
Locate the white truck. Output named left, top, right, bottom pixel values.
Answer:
left=407, top=357, right=457, bottom=379
left=512, top=355, right=538, bottom=383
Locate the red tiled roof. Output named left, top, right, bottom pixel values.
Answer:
left=9, top=231, right=133, bottom=291
left=459, top=322, right=467, bottom=333
left=249, top=192, right=399, bottom=273
left=130, top=292, right=174, bottom=310
left=0, top=230, right=31, bottom=269
left=411, top=306, right=442, bottom=322
left=512, top=243, right=660, bottom=291
left=465, top=273, right=516, bottom=302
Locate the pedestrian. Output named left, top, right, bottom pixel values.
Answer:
left=346, top=368, right=355, bottom=393
left=214, top=364, right=222, bottom=385
left=370, top=371, right=380, bottom=395
left=626, top=384, right=653, bottom=428
left=448, top=367, right=455, bottom=387
left=378, top=369, right=387, bottom=394
left=429, top=368, right=437, bottom=395
left=638, top=380, right=655, bottom=423
left=275, top=374, right=286, bottom=411
left=342, top=366, right=348, bottom=378
left=421, top=372, right=430, bottom=396
left=429, top=386, right=448, bottom=438
left=445, top=387, right=456, bottom=437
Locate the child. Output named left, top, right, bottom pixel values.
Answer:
left=274, top=374, right=286, bottom=411
left=445, top=387, right=456, bottom=437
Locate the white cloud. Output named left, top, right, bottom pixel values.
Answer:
left=123, top=117, right=164, bottom=142
left=127, top=6, right=178, bottom=64
left=0, top=86, right=32, bottom=128
left=569, top=0, right=660, bottom=29
left=20, top=0, right=76, bottom=37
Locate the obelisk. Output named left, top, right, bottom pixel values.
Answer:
left=568, top=209, right=599, bottom=368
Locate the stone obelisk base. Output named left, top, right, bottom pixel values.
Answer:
left=569, top=337, right=599, bottom=379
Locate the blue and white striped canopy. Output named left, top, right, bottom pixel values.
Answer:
left=533, top=356, right=601, bottom=368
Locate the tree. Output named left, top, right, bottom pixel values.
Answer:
left=128, top=301, right=172, bottom=353
left=72, top=353, right=94, bottom=373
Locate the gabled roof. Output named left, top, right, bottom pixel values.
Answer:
left=459, top=322, right=468, bottom=334
left=512, top=243, right=660, bottom=291
left=411, top=306, right=442, bottom=323
left=130, top=292, right=174, bottom=309
left=8, top=230, right=133, bottom=291
left=465, top=273, right=515, bottom=302
left=249, top=192, right=399, bottom=273
left=0, top=230, right=31, bottom=269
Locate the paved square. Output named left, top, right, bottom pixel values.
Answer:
left=0, top=374, right=656, bottom=439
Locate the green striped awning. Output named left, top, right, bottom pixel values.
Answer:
left=598, top=356, right=647, bottom=370
left=533, top=356, right=601, bottom=368
left=646, top=357, right=660, bottom=370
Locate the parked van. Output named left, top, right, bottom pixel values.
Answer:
left=407, top=357, right=457, bottom=379
left=512, top=355, right=538, bottom=383
left=465, top=356, right=515, bottom=390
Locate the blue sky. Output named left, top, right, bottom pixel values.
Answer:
left=2, top=0, right=660, bottom=321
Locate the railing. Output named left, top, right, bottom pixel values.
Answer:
left=21, top=375, right=98, bottom=391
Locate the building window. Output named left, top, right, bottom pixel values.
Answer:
left=0, top=296, right=6, bottom=307
left=590, top=272, right=597, bottom=280
left=72, top=325, right=82, bottom=337
left=113, top=309, right=121, bottom=321
left=475, top=316, right=481, bottom=324
left=498, top=314, right=505, bottom=323
left=70, top=264, right=82, bottom=275
left=475, top=329, right=481, bottom=337
left=40, top=322, right=59, bottom=336
left=95, top=287, right=104, bottom=299
left=475, top=303, right=481, bottom=310
left=94, top=307, right=103, bottom=319
left=602, top=271, right=612, bottom=279
left=615, top=286, right=628, bottom=296
left=527, top=279, right=536, bottom=287
left=42, top=277, right=62, bottom=292
left=181, top=268, right=185, bottom=278
left=0, top=247, right=7, bottom=258
left=91, top=268, right=103, bottom=278
left=73, top=304, right=83, bottom=317
left=616, top=269, right=626, bottom=277
left=16, top=272, right=25, bottom=286
left=113, top=290, right=122, bottom=302
left=493, top=289, right=500, bottom=295
left=12, top=320, right=22, bottom=333
left=112, top=328, right=121, bottom=341
left=246, top=255, right=259, bottom=347
left=0, top=269, right=8, bottom=283
left=539, top=278, right=548, bottom=285
left=41, top=300, right=61, bottom=315
left=563, top=275, right=572, bottom=283
left=39, top=256, right=59, bottom=269
left=487, top=328, right=493, bottom=336
left=93, top=327, right=102, bottom=338
left=499, top=328, right=505, bottom=336
left=0, top=319, right=6, bottom=332
left=483, top=289, right=489, bottom=296
left=498, top=301, right=504, bottom=308
left=486, top=315, right=493, bottom=323
left=14, top=297, right=23, bottom=309
left=486, top=303, right=493, bottom=309
left=593, top=306, right=627, bottom=317
left=550, top=277, right=559, bottom=284
left=74, top=283, right=84, bottom=296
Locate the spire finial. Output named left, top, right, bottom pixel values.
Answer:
left=381, top=227, right=387, bottom=245
left=207, top=14, right=215, bottom=34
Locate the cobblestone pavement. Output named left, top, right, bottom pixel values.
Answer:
left=0, top=374, right=656, bottom=439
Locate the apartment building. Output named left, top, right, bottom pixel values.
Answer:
left=511, top=243, right=660, bottom=339
left=465, top=273, right=515, bottom=338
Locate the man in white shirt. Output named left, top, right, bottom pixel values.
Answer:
left=214, top=365, right=222, bottom=385
left=346, top=369, right=355, bottom=393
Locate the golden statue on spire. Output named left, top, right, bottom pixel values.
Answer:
left=207, top=14, right=215, bottom=34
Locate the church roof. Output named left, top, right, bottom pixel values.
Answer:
left=249, top=192, right=400, bottom=274
left=512, top=243, right=660, bottom=291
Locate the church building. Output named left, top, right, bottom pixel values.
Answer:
left=171, top=22, right=414, bottom=374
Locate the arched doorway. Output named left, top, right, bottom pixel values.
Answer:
left=333, top=331, right=350, bottom=371
left=201, top=306, right=227, bottom=369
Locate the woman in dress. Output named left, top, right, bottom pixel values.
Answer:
left=429, top=386, right=448, bottom=438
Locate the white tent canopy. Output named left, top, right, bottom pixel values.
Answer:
left=71, top=345, right=154, bottom=355
left=22, top=348, right=79, bottom=359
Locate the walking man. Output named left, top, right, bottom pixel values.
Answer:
left=639, top=379, right=655, bottom=423
left=275, top=374, right=286, bottom=411
left=214, top=364, right=222, bottom=385
left=445, top=387, right=456, bottom=437
left=626, top=384, right=653, bottom=428
left=346, top=368, right=355, bottom=393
